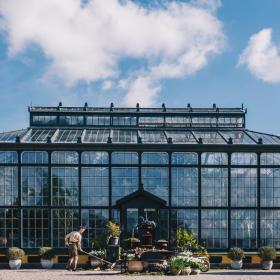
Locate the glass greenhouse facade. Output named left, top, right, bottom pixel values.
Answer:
left=0, top=103, right=280, bottom=252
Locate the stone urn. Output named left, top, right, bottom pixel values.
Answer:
left=9, top=260, right=22, bottom=270
left=262, top=260, right=273, bottom=270
left=127, top=260, right=144, bottom=273
left=41, top=259, right=53, bottom=269
left=231, top=260, right=243, bottom=270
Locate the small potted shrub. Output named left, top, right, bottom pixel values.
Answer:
left=38, top=247, right=55, bottom=269
left=258, top=246, right=276, bottom=270
left=169, top=256, right=185, bottom=275
left=6, top=247, right=25, bottom=269
left=227, top=247, right=244, bottom=270
left=106, top=221, right=121, bottom=245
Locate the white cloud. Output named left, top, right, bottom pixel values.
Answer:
left=0, top=0, right=225, bottom=106
left=239, top=28, right=280, bottom=83
left=101, top=80, right=114, bottom=91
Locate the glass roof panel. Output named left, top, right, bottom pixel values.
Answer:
left=193, top=131, right=227, bottom=144
left=141, top=130, right=167, bottom=143
left=54, top=129, right=83, bottom=143
left=0, top=129, right=27, bottom=142
left=166, top=131, right=197, bottom=144
left=23, top=129, right=56, bottom=143
left=112, top=130, right=138, bottom=143
left=220, top=130, right=256, bottom=144
left=83, top=129, right=109, bottom=143
left=246, top=130, right=280, bottom=144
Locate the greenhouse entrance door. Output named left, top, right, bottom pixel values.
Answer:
left=115, top=187, right=168, bottom=241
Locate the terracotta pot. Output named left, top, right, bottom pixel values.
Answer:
left=231, top=260, right=243, bottom=270
left=262, top=260, right=273, bottom=270
left=170, top=267, right=181, bottom=275
left=9, top=260, right=22, bottom=270
left=41, top=259, right=53, bottom=269
left=127, top=260, right=143, bottom=273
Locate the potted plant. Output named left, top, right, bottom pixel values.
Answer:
left=38, top=247, right=55, bottom=269
left=125, top=253, right=144, bottom=273
left=227, top=247, right=244, bottom=270
left=258, top=246, right=276, bottom=270
left=6, top=247, right=25, bottom=269
left=89, top=249, right=106, bottom=269
left=169, top=256, right=185, bottom=275
left=106, top=221, right=121, bottom=245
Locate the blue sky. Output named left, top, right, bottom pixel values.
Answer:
left=0, top=0, right=280, bottom=134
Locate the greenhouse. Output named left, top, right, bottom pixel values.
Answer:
left=0, top=103, right=280, bottom=252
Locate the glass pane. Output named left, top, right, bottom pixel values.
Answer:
left=201, top=152, right=228, bottom=165
left=81, top=152, right=108, bottom=164
left=51, top=151, right=78, bottom=164
left=171, top=152, right=198, bottom=165
left=142, top=152, right=168, bottom=165
left=261, top=153, right=280, bottom=165
left=112, top=152, right=138, bottom=164
left=231, top=153, right=257, bottom=165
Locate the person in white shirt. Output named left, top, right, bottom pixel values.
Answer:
left=65, top=226, right=86, bottom=271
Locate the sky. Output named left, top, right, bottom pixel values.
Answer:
left=0, top=0, right=280, bottom=134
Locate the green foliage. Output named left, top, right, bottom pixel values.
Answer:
left=38, top=247, right=55, bottom=260
left=176, top=229, right=207, bottom=254
left=6, top=247, right=25, bottom=260
left=169, top=257, right=186, bottom=271
left=258, top=246, right=276, bottom=261
left=106, top=221, right=121, bottom=237
left=90, top=249, right=106, bottom=259
left=92, top=237, right=106, bottom=250
left=227, top=247, right=244, bottom=261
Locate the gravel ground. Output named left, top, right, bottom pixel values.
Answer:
left=0, top=270, right=280, bottom=280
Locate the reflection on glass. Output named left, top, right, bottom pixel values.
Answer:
left=260, top=168, right=280, bottom=207
left=171, top=152, right=198, bottom=165
left=112, top=167, right=138, bottom=205
left=201, top=168, right=228, bottom=207
left=231, top=153, right=257, bottom=165
left=81, top=209, right=108, bottom=247
left=22, top=209, right=49, bottom=248
left=51, top=151, right=78, bottom=164
left=81, top=151, right=108, bottom=164
left=0, top=151, right=18, bottom=164
left=142, top=152, right=168, bottom=165
left=22, top=151, right=48, bottom=164
left=231, top=210, right=257, bottom=249
left=201, top=210, right=228, bottom=249
left=142, top=167, right=169, bottom=203
left=0, top=167, right=18, bottom=206
left=22, top=167, right=48, bottom=206
left=52, top=167, right=79, bottom=206
left=201, top=153, right=228, bottom=165
left=112, top=152, right=138, bottom=164
left=81, top=167, right=109, bottom=206
left=52, top=209, right=79, bottom=248
left=0, top=209, right=19, bottom=247
left=261, top=153, right=280, bottom=165
left=172, top=167, right=198, bottom=206
left=231, top=168, right=257, bottom=207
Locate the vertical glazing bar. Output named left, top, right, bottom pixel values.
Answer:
left=198, top=152, right=202, bottom=243
left=228, top=152, right=231, bottom=250
left=168, top=151, right=172, bottom=242
left=109, top=151, right=112, bottom=220
left=78, top=151, right=82, bottom=226
left=48, top=151, right=52, bottom=247
left=257, top=152, right=261, bottom=248
left=17, top=150, right=22, bottom=247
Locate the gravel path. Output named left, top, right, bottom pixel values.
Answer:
left=0, top=270, right=280, bottom=280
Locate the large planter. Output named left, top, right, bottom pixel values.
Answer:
left=262, top=260, right=273, bottom=270
left=127, top=260, right=143, bottom=273
left=41, top=259, right=53, bottom=269
left=170, top=267, right=181, bottom=275
left=231, top=260, right=243, bottom=270
left=191, top=269, right=201, bottom=275
left=9, top=259, right=22, bottom=270
left=181, top=267, right=192, bottom=275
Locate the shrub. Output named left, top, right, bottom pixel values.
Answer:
left=169, top=256, right=186, bottom=271
left=6, top=247, right=25, bottom=260
left=176, top=229, right=207, bottom=254
left=227, top=247, right=244, bottom=261
left=90, top=249, right=106, bottom=259
left=38, top=247, right=55, bottom=260
left=258, top=246, right=276, bottom=261
left=106, top=221, right=121, bottom=237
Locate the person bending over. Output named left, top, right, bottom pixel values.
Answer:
left=65, top=226, right=86, bottom=271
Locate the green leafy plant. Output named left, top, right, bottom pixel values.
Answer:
left=38, top=247, right=55, bottom=260
left=90, top=249, right=106, bottom=259
left=176, top=229, right=207, bottom=254
left=258, top=246, right=276, bottom=261
left=169, top=256, right=186, bottom=271
left=106, top=221, right=121, bottom=237
left=6, top=247, right=25, bottom=260
left=91, top=237, right=106, bottom=250
left=227, top=247, right=244, bottom=261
